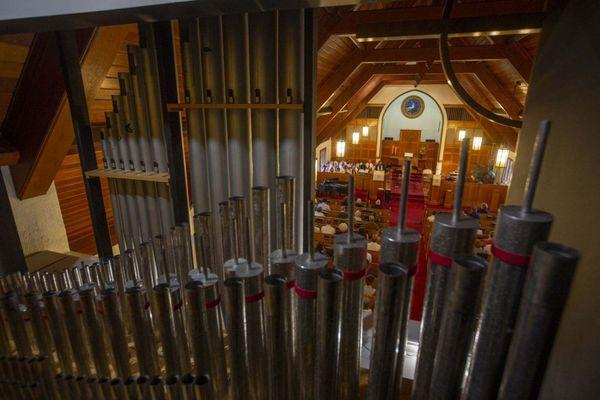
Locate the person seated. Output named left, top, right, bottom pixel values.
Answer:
left=314, top=225, right=321, bottom=233
left=479, top=202, right=489, bottom=214
left=315, top=209, right=325, bottom=218
left=367, top=239, right=381, bottom=252
left=337, top=206, right=348, bottom=220
left=373, top=199, right=382, bottom=208
left=338, top=222, right=348, bottom=233
left=356, top=198, right=363, bottom=206
left=354, top=210, right=362, bottom=222
left=316, top=199, right=331, bottom=214
left=321, top=223, right=335, bottom=235
left=366, top=251, right=373, bottom=263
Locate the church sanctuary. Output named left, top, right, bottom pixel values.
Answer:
left=0, top=0, right=596, bottom=399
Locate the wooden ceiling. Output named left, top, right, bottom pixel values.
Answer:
left=0, top=1, right=543, bottom=199
left=316, top=0, right=544, bottom=146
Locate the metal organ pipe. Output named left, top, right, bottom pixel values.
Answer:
left=380, top=158, right=422, bottom=397
left=462, top=122, right=553, bottom=400
left=429, top=256, right=487, bottom=400
left=412, top=139, right=478, bottom=400
left=498, top=242, right=580, bottom=400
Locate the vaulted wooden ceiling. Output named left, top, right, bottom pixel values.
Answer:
left=316, top=0, right=544, bottom=147
left=0, top=0, right=543, bottom=200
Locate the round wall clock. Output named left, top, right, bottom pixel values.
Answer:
left=401, top=95, right=425, bottom=118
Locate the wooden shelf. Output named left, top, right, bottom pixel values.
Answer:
left=85, top=169, right=170, bottom=183
left=167, top=103, right=303, bottom=111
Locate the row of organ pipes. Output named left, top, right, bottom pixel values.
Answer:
left=0, top=12, right=582, bottom=400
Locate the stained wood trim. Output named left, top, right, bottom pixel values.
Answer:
left=85, top=169, right=170, bottom=183
left=167, top=103, right=303, bottom=111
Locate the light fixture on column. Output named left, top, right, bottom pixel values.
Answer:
left=458, top=129, right=466, bottom=141
left=495, top=148, right=509, bottom=167
left=472, top=136, right=483, bottom=150
left=352, top=130, right=360, bottom=144
left=362, top=125, right=369, bottom=137
left=336, top=139, right=346, bottom=158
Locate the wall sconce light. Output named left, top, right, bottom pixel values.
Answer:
left=352, top=131, right=360, bottom=144
left=495, top=148, right=509, bottom=168
left=362, top=125, right=369, bottom=137
left=336, top=139, right=346, bottom=157
left=472, top=136, right=482, bottom=150
left=458, top=130, right=466, bottom=141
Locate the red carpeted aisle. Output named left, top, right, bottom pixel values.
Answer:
left=388, top=171, right=427, bottom=321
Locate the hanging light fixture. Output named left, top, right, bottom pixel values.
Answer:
left=458, top=129, right=467, bottom=141
left=362, top=125, right=369, bottom=137
left=352, top=131, right=360, bottom=144
left=495, top=147, right=509, bottom=168
left=336, top=139, right=346, bottom=158
left=472, top=136, right=483, bottom=150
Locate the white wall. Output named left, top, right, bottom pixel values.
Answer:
left=372, top=85, right=462, bottom=161
left=380, top=90, right=444, bottom=142
left=1, top=167, right=70, bottom=256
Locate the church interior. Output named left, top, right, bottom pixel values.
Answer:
left=0, top=0, right=597, bottom=399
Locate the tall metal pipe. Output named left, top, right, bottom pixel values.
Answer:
left=429, top=256, right=487, bottom=400
left=127, top=44, right=162, bottom=239
left=100, top=287, right=131, bottom=379
left=139, top=24, right=174, bottom=233
left=179, top=19, right=211, bottom=214
left=315, top=268, right=343, bottom=400
left=412, top=140, right=477, bottom=400
left=229, top=196, right=248, bottom=260
left=252, top=186, right=271, bottom=270
left=380, top=159, right=422, bottom=397
left=223, top=14, right=251, bottom=201
left=58, top=283, right=92, bottom=376
left=294, top=201, right=328, bottom=400
left=334, top=175, right=367, bottom=400
left=278, top=10, right=304, bottom=251
left=275, top=176, right=295, bottom=253
left=366, top=262, right=409, bottom=400
left=78, top=287, right=112, bottom=379
left=184, top=280, right=213, bottom=398
left=125, top=285, right=160, bottom=376
left=224, top=277, right=250, bottom=400
left=151, top=283, right=181, bottom=375
left=41, top=289, right=74, bottom=375
left=264, top=274, right=290, bottom=400
left=198, top=16, right=230, bottom=269
left=462, top=123, right=553, bottom=400
left=498, top=242, right=579, bottom=400
left=249, top=11, right=277, bottom=250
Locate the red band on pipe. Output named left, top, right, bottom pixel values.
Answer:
left=245, top=291, right=264, bottom=304
left=97, top=307, right=104, bottom=316
left=144, top=302, right=151, bottom=310
left=173, top=301, right=183, bottom=311
left=491, top=244, right=531, bottom=267
left=428, top=250, right=453, bottom=268
left=294, top=285, right=317, bottom=299
left=76, top=308, right=83, bottom=316
left=41, top=315, right=48, bottom=321
left=343, top=267, right=368, bottom=281
left=286, top=280, right=296, bottom=290
left=23, top=317, right=31, bottom=322
left=205, top=295, right=221, bottom=309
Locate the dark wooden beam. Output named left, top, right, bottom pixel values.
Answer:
left=328, top=0, right=546, bottom=37
left=0, top=169, right=27, bottom=274
left=317, top=44, right=507, bottom=110
left=471, top=63, right=523, bottom=120
left=504, top=41, right=533, bottom=83
left=56, top=29, right=113, bottom=258
left=0, top=138, right=19, bottom=166
left=3, top=26, right=130, bottom=199
left=356, top=12, right=544, bottom=41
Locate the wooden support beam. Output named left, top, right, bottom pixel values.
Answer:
left=318, top=44, right=506, bottom=110
left=328, top=0, right=546, bottom=38
left=2, top=25, right=132, bottom=199
left=0, top=138, right=19, bottom=166
left=504, top=41, right=533, bottom=83
left=471, top=63, right=523, bottom=120
left=0, top=168, right=27, bottom=274
left=356, top=12, right=544, bottom=42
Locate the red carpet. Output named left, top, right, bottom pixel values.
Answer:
left=388, top=171, right=427, bottom=321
